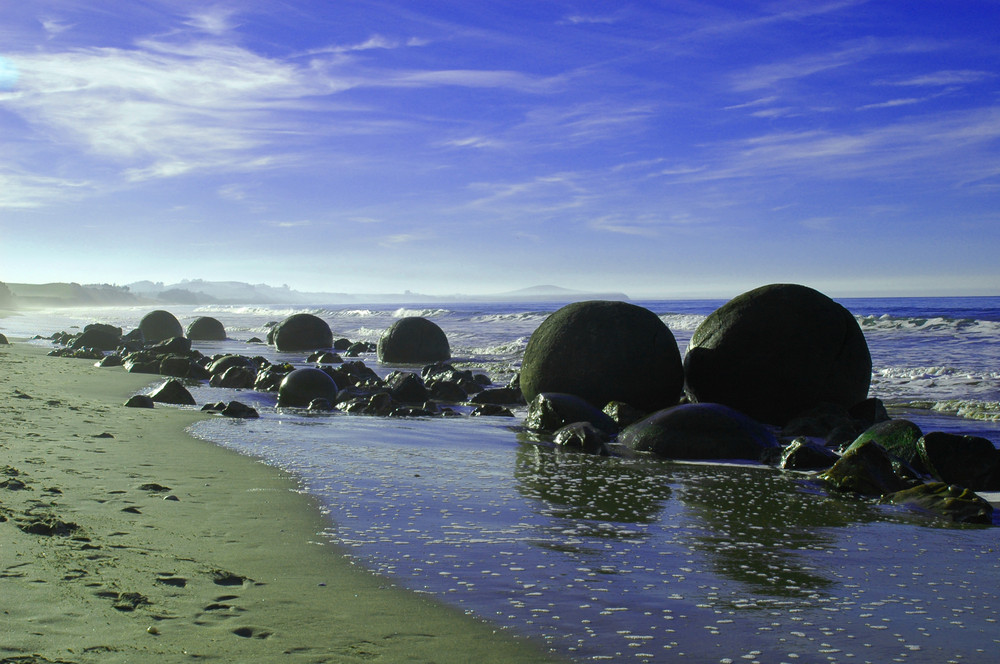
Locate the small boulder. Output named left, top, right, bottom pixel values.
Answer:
left=779, top=438, right=840, bottom=470
left=520, top=300, right=683, bottom=413
left=0, top=333, right=8, bottom=345
left=277, top=368, right=339, bottom=408
left=377, top=317, right=450, bottom=364
left=684, top=284, right=872, bottom=426
left=71, top=323, right=123, bottom=351
left=186, top=316, right=226, bottom=341
left=619, top=403, right=778, bottom=461
left=884, top=482, right=993, bottom=524
left=524, top=392, right=618, bottom=435
left=386, top=371, right=429, bottom=404
left=469, top=387, right=524, bottom=405
left=819, top=440, right=911, bottom=497
left=139, top=310, right=184, bottom=344
left=918, top=432, right=1000, bottom=490
left=602, top=401, right=647, bottom=429
left=124, top=394, right=155, bottom=409
left=220, top=401, right=259, bottom=419
left=272, top=313, right=333, bottom=352
left=146, top=336, right=192, bottom=355
left=847, top=419, right=923, bottom=468
left=553, top=422, right=610, bottom=455
left=148, top=379, right=196, bottom=406
left=210, top=366, right=257, bottom=389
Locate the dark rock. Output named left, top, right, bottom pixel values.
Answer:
left=918, top=432, right=1000, bottom=490
left=884, top=482, right=993, bottom=524
left=333, top=338, right=352, bottom=351
left=848, top=398, right=890, bottom=428
left=98, top=354, right=123, bottom=367
left=309, top=351, right=343, bottom=364
left=619, top=403, right=779, bottom=460
left=139, top=310, right=184, bottom=344
left=847, top=419, right=924, bottom=471
left=148, top=379, right=196, bottom=406
left=247, top=337, right=263, bottom=343
left=469, top=386, right=524, bottom=405
left=338, top=392, right=396, bottom=416
left=553, top=422, right=611, bottom=455
left=210, top=366, right=257, bottom=389
left=0, top=333, right=8, bottom=345
left=122, top=353, right=161, bottom=374
left=254, top=365, right=293, bottom=392
left=221, top=401, right=259, bottom=419
left=428, top=380, right=468, bottom=403
left=602, top=401, right=647, bottom=429
left=208, top=354, right=257, bottom=375
left=377, top=317, right=450, bottom=364
left=470, top=404, right=514, bottom=417
left=277, top=368, right=339, bottom=408
left=308, top=398, right=335, bottom=411
left=819, top=440, right=912, bottom=496
left=386, top=371, right=429, bottom=404
left=160, top=355, right=210, bottom=380
left=186, top=316, right=226, bottom=340
left=684, top=284, right=872, bottom=426
left=272, top=313, right=333, bottom=352
left=520, top=300, right=683, bottom=413
left=201, top=402, right=227, bottom=412
left=124, top=394, right=155, bottom=408
left=524, top=392, right=618, bottom=435
left=146, top=336, right=192, bottom=355
left=71, top=323, right=123, bottom=351
left=779, top=437, right=840, bottom=470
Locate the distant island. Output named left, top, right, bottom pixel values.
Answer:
left=0, top=279, right=629, bottom=310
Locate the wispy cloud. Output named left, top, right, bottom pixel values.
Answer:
left=880, top=69, right=996, bottom=87
left=183, top=7, right=239, bottom=36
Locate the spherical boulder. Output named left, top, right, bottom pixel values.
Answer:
left=272, top=313, right=333, bottom=352
left=377, top=317, right=450, bottom=364
left=186, top=316, right=226, bottom=341
left=520, top=300, right=683, bottom=413
left=277, top=368, right=339, bottom=408
left=684, top=284, right=871, bottom=426
left=619, top=403, right=778, bottom=460
left=139, top=310, right=184, bottom=344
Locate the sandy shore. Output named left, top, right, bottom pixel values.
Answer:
left=1, top=342, right=560, bottom=663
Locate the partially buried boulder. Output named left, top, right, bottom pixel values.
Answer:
left=277, top=368, right=339, bottom=407
left=520, top=300, right=684, bottom=413
left=819, top=440, right=911, bottom=497
left=684, top=284, right=872, bottom=426
left=139, top=310, right=184, bottom=344
left=885, top=482, right=993, bottom=524
left=0, top=333, right=8, bottom=345
left=148, top=379, right=196, bottom=406
left=524, top=392, right=618, bottom=435
left=619, top=403, right=778, bottom=461
left=71, top=323, right=122, bottom=351
left=917, top=432, right=1000, bottom=490
left=186, top=316, right=226, bottom=341
left=272, top=313, right=333, bottom=352
left=377, top=317, right=450, bottom=364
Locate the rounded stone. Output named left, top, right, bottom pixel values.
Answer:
left=186, top=316, right=227, bottom=341
left=377, top=317, right=450, bottom=364
left=272, top=313, right=333, bottom=352
left=684, top=284, right=871, bottom=426
left=519, top=300, right=683, bottom=413
left=139, top=310, right=184, bottom=344
left=619, top=403, right=778, bottom=460
left=277, top=368, right=340, bottom=408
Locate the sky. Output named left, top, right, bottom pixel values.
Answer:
left=1, top=0, right=999, bottom=298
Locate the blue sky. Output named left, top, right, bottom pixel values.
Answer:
left=1, top=0, right=998, bottom=298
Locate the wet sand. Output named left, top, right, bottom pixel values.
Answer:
left=0, top=342, right=560, bottom=663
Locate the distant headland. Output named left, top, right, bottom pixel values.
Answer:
left=0, top=279, right=629, bottom=310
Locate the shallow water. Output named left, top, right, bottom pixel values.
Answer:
left=6, top=297, right=1000, bottom=662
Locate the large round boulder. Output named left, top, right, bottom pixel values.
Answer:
left=377, top=317, right=450, bottom=364
left=520, top=300, right=683, bottom=413
left=71, top=323, right=123, bottom=351
left=277, top=368, right=339, bottom=407
left=139, top=310, right=184, bottom=344
left=619, top=403, right=778, bottom=460
left=684, top=284, right=871, bottom=426
left=272, top=313, right=333, bottom=352
left=186, top=316, right=226, bottom=341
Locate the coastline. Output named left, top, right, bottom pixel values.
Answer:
left=0, top=343, right=560, bottom=663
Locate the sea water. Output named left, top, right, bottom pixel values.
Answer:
left=4, top=297, right=1000, bottom=663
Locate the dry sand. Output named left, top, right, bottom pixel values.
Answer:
left=1, top=342, right=560, bottom=663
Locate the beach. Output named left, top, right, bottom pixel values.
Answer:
left=0, top=342, right=559, bottom=663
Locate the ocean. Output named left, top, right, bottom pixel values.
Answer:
left=4, top=296, right=1000, bottom=663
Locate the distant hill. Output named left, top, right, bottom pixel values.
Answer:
left=5, top=282, right=146, bottom=308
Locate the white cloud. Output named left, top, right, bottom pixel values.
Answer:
left=881, top=70, right=996, bottom=87
left=184, top=7, right=239, bottom=35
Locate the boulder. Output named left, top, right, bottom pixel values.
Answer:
left=0, top=333, right=8, bottom=345
left=469, top=387, right=524, bottom=405
left=524, top=392, right=618, bottom=435
left=684, top=284, right=872, bottom=426
left=377, top=317, right=450, bottom=364
left=123, top=394, right=154, bottom=409
left=917, top=432, right=1000, bottom=490
left=272, top=313, right=333, bottom=352
left=208, top=354, right=258, bottom=375
left=186, top=316, right=226, bottom=341
left=779, top=438, right=840, bottom=470
left=884, top=482, right=993, bottom=524
left=520, top=301, right=683, bottom=413
left=146, top=336, right=192, bottom=355
left=210, top=366, right=257, bottom=389
left=71, top=323, right=122, bottom=351
left=602, top=401, right=647, bottom=429
left=619, top=403, right=778, bottom=460
left=277, top=368, right=339, bottom=408
left=553, top=422, right=611, bottom=455
left=847, top=419, right=924, bottom=471
left=139, top=310, right=184, bottom=344
left=386, top=371, right=429, bottom=404
left=819, top=440, right=911, bottom=497
left=148, top=379, right=196, bottom=406
left=220, top=401, right=259, bottom=419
